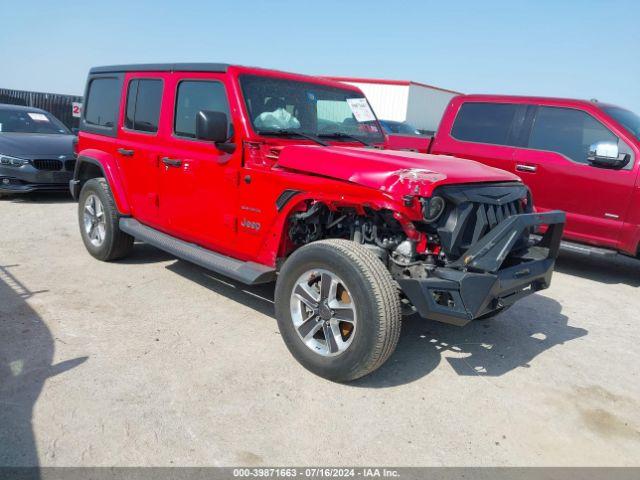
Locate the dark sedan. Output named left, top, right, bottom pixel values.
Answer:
left=0, top=104, right=76, bottom=197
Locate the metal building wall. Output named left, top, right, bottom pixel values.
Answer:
left=405, top=85, right=459, bottom=134
left=0, top=88, right=82, bottom=130
left=340, top=82, right=410, bottom=123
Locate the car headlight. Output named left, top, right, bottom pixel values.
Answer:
left=422, top=195, right=446, bottom=223
left=0, top=154, right=29, bottom=167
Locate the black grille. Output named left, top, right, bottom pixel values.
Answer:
left=435, top=183, right=531, bottom=261
left=65, top=159, right=76, bottom=171
left=461, top=199, right=524, bottom=247
left=33, top=159, right=63, bottom=171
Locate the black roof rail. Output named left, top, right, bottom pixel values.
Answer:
left=89, top=63, right=230, bottom=74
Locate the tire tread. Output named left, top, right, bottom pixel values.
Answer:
left=318, top=240, right=402, bottom=377
left=79, top=178, right=133, bottom=261
left=277, top=239, right=402, bottom=381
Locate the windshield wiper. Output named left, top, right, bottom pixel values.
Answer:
left=256, top=129, right=328, bottom=146
left=318, top=132, right=374, bottom=147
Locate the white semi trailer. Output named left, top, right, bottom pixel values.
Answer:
left=325, top=76, right=461, bottom=134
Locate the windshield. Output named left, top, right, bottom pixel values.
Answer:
left=380, top=120, right=421, bottom=136
left=602, top=106, right=640, bottom=141
left=0, top=108, right=70, bottom=134
left=239, top=75, right=384, bottom=143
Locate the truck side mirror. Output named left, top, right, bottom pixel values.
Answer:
left=587, top=141, right=630, bottom=169
left=195, top=110, right=236, bottom=155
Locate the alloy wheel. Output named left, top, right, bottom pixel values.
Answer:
left=289, top=269, right=357, bottom=356
left=83, top=194, right=107, bottom=247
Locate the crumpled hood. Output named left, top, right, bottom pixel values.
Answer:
left=276, top=145, right=520, bottom=197
left=0, top=133, right=75, bottom=158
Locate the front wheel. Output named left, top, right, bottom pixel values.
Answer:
left=275, top=239, right=402, bottom=382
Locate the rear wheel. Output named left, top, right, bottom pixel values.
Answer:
left=275, top=239, right=401, bottom=382
left=78, top=178, right=133, bottom=261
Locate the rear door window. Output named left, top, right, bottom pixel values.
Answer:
left=124, top=79, right=163, bottom=133
left=451, top=102, right=519, bottom=145
left=528, top=107, right=618, bottom=164
left=84, top=78, right=120, bottom=127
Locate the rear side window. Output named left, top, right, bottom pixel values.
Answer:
left=529, top=107, right=618, bottom=164
left=125, top=79, right=163, bottom=133
left=84, top=78, right=120, bottom=127
left=174, top=81, right=230, bottom=138
left=451, top=102, right=519, bottom=145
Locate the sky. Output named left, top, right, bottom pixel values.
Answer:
left=2, top=0, right=639, bottom=113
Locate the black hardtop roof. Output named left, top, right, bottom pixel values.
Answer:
left=89, top=63, right=231, bottom=74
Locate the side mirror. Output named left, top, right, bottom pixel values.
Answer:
left=196, top=110, right=228, bottom=142
left=195, top=110, right=236, bottom=154
left=587, top=141, right=630, bottom=169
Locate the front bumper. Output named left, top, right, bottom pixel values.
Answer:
left=0, top=164, right=72, bottom=193
left=398, top=210, right=565, bottom=326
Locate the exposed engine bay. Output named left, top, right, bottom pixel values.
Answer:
left=288, top=201, right=437, bottom=280
left=287, top=182, right=533, bottom=282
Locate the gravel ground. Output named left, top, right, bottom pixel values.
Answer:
left=1, top=193, right=639, bottom=467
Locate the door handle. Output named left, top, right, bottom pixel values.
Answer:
left=117, top=148, right=135, bottom=157
left=516, top=164, right=537, bottom=173
left=161, top=157, right=183, bottom=167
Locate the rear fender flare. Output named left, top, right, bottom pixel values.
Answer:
left=75, top=149, right=131, bottom=215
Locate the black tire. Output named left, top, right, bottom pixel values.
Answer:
left=78, top=178, right=134, bottom=261
left=275, top=239, right=402, bottom=382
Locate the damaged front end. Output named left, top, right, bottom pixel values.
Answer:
left=286, top=182, right=565, bottom=327
left=397, top=183, right=565, bottom=326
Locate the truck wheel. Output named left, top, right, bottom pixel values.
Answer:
left=78, top=178, right=133, bottom=261
left=275, top=239, right=402, bottom=382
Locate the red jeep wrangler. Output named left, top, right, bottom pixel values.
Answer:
left=71, top=64, right=565, bottom=381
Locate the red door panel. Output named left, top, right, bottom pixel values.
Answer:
left=116, top=74, right=165, bottom=228
left=115, top=135, right=162, bottom=227
left=512, top=149, right=635, bottom=248
left=158, top=73, right=241, bottom=255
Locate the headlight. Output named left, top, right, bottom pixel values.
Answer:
left=422, top=195, right=446, bottom=223
left=0, top=154, right=29, bottom=167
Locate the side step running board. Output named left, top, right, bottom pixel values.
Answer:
left=119, top=218, right=276, bottom=285
left=531, top=234, right=617, bottom=258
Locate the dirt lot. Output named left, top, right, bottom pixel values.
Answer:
left=1, top=193, right=639, bottom=467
